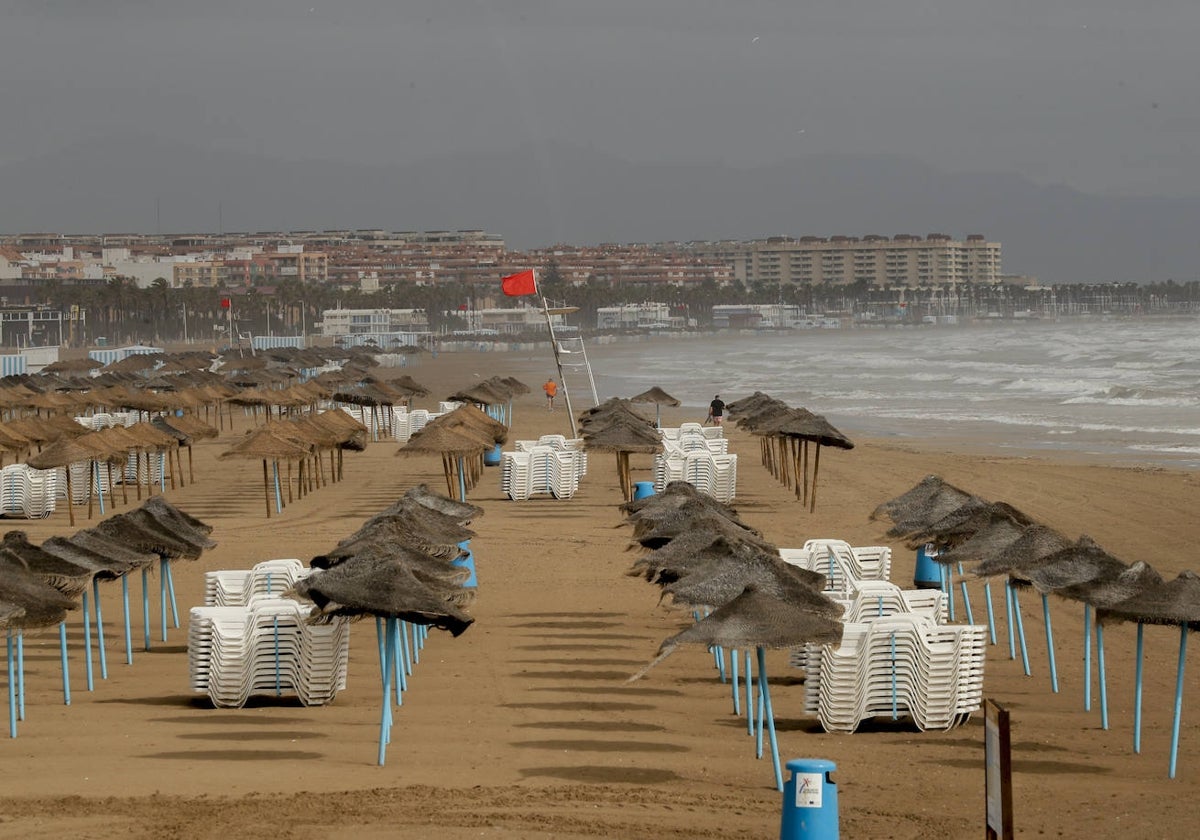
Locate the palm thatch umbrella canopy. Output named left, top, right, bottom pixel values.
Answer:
left=288, top=555, right=474, bottom=636
left=403, top=483, right=484, bottom=522
left=446, top=381, right=510, bottom=407
left=581, top=416, right=663, bottom=502
left=935, top=505, right=1042, bottom=568
left=628, top=386, right=680, bottom=426
left=871, top=475, right=985, bottom=540
left=973, top=524, right=1077, bottom=582
left=397, top=423, right=493, bottom=501
left=621, top=479, right=747, bottom=524
left=1026, top=541, right=1130, bottom=596
left=0, top=531, right=99, bottom=599
left=491, top=376, right=531, bottom=395
left=0, top=562, right=78, bottom=629
left=42, top=358, right=103, bottom=376
left=220, top=425, right=315, bottom=517
left=385, top=374, right=430, bottom=399
left=25, top=434, right=117, bottom=526
left=433, top=402, right=508, bottom=445
left=102, top=353, right=160, bottom=374
left=904, top=500, right=1037, bottom=556
left=631, top=532, right=829, bottom=608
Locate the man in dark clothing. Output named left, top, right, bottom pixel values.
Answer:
left=707, top=395, right=725, bottom=426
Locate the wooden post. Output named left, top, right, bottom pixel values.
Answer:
left=286, top=461, right=293, bottom=504
left=187, top=445, right=195, bottom=484
left=65, top=467, right=75, bottom=527
left=809, top=443, right=822, bottom=513
left=262, top=459, right=272, bottom=517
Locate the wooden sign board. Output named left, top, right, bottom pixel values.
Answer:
left=985, top=699, right=1013, bottom=840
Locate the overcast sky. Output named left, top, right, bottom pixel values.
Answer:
left=2, top=0, right=1199, bottom=197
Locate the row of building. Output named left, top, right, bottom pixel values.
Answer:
left=1, top=229, right=1006, bottom=291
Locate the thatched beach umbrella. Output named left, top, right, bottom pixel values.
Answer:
left=581, top=413, right=662, bottom=502
left=220, top=425, right=314, bottom=517
left=628, top=386, right=681, bottom=427
left=1099, top=571, right=1200, bottom=777
left=396, top=423, right=492, bottom=502
left=629, top=584, right=844, bottom=790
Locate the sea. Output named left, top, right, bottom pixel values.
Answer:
left=578, top=318, right=1200, bottom=470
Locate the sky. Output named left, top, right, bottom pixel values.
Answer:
left=2, top=1, right=1199, bottom=198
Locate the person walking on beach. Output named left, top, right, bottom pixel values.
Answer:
left=543, top=378, right=558, bottom=411
left=707, top=394, right=725, bottom=426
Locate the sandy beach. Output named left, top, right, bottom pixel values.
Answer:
left=2, top=347, right=1199, bottom=839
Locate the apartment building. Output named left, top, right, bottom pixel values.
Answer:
left=689, top=234, right=1001, bottom=287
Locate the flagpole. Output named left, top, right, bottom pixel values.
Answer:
left=539, top=279, right=577, bottom=438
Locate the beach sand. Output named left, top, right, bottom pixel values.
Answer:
left=2, top=348, right=1199, bottom=839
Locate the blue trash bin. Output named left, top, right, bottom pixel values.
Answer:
left=780, top=758, right=839, bottom=839
left=913, top=544, right=942, bottom=589
left=483, top=444, right=502, bottom=466
left=633, top=481, right=656, bottom=500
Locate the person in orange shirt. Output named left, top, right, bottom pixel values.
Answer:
left=543, top=378, right=558, bottom=411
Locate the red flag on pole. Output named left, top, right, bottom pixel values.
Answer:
left=220, top=298, right=231, bottom=309
left=501, top=269, right=537, bottom=297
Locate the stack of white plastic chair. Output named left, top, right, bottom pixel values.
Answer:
left=24, top=466, right=58, bottom=518
left=501, top=451, right=534, bottom=500
left=74, top=413, right=117, bottom=431
left=779, top=539, right=892, bottom=595
left=801, top=614, right=986, bottom=732
left=188, top=596, right=350, bottom=708
left=391, top=408, right=438, bottom=443
left=513, top=436, right=588, bottom=478
left=0, top=464, right=55, bottom=518
left=438, top=401, right=463, bottom=414
left=205, top=559, right=309, bottom=606
left=55, top=462, right=111, bottom=504
left=653, top=451, right=737, bottom=502
left=501, top=446, right=584, bottom=500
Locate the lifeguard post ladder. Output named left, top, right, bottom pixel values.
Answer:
left=541, top=297, right=598, bottom=438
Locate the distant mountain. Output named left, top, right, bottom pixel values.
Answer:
left=2, top=135, right=1198, bottom=284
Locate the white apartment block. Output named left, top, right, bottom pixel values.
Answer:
left=691, top=234, right=1001, bottom=287
left=320, top=308, right=429, bottom=337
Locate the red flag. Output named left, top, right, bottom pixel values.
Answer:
left=220, top=298, right=231, bottom=309
left=501, top=269, right=537, bottom=297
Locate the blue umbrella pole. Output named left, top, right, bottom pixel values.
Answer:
left=757, top=647, right=784, bottom=792
left=731, top=648, right=741, bottom=715
left=1135, top=623, right=1145, bottom=754
left=7, top=630, right=15, bottom=738
left=121, top=576, right=133, bottom=665
left=714, top=646, right=727, bottom=683
left=58, top=622, right=71, bottom=706
left=375, top=617, right=385, bottom=674
left=1084, top=605, right=1093, bottom=711
left=943, top=564, right=956, bottom=622
left=399, top=621, right=413, bottom=678
left=1005, top=582, right=1016, bottom=660
left=410, top=622, right=421, bottom=665
left=755, top=669, right=766, bottom=759
left=1169, top=624, right=1188, bottom=779
left=160, top=560, right=168, bottom=642
left=1097, top=621, right=1109, bottom=730
left=377, top=620, right=394, bottom=766
left=396, top=619, right=410, bottom=700
left=1011, top=586, right=1031, bottom=676
left=457, top=456, right=467, bottom=502
left=984, top=581, right=997, bottom=645
left=744, top=651, right=754, bottom=736
left=16, top=633, right=24, bottom=720
left=1042, top=594, right=1059, bottom=693
left=81, top=588, right=95, bottom=692
left=165, top=560, right=179, bottom=629
left=957, top=563, right=974, bottom=625
left=92, top=578, right=108, bottom=680
left=142, top=566, right=151, bottom=652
